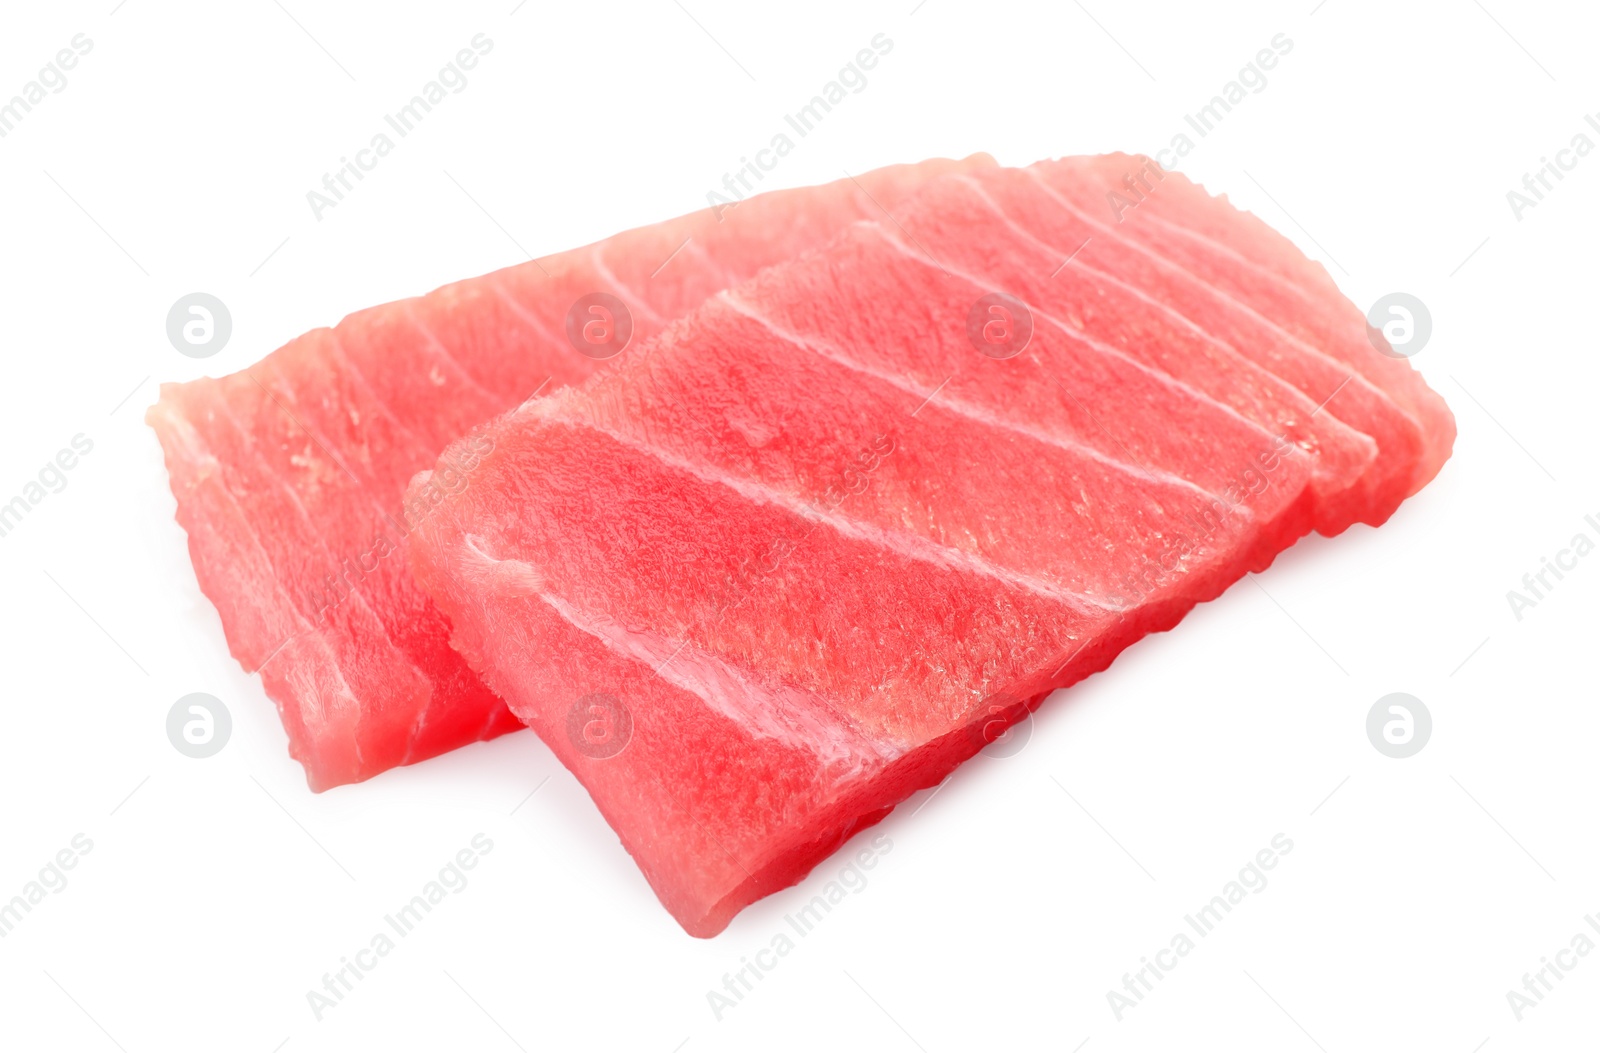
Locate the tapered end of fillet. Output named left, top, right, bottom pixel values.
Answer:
left=1032, top=151, right=1456, bottom=524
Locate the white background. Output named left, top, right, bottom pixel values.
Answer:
left=0, top=1, right=1594, bottom=1050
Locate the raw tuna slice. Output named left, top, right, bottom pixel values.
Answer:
left=864, top=171, right=1394, bottom=533
left=405, top=158, right=1455, bottom=936
left=968, top=165, right=1423, bottom=528
left=147, top=155, right=993, bottom=790
left=1030, top=154, right=1455, bottom=494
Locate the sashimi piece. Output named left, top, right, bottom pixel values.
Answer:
left=718, top=225, right=1317, bottom=572
left=574, top=296, right=1310, bottom=606
left=148, top=155, right=994, bottom=790
left=1032, top=154, right=1454, bottom=493
left=965, top=166, right=1424, bottom=528
left=406, top=158, right=1454, bottom=935
left=410, top=416, right=1118, bottom=933
left=870, top=176, right=1385, bottom=533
